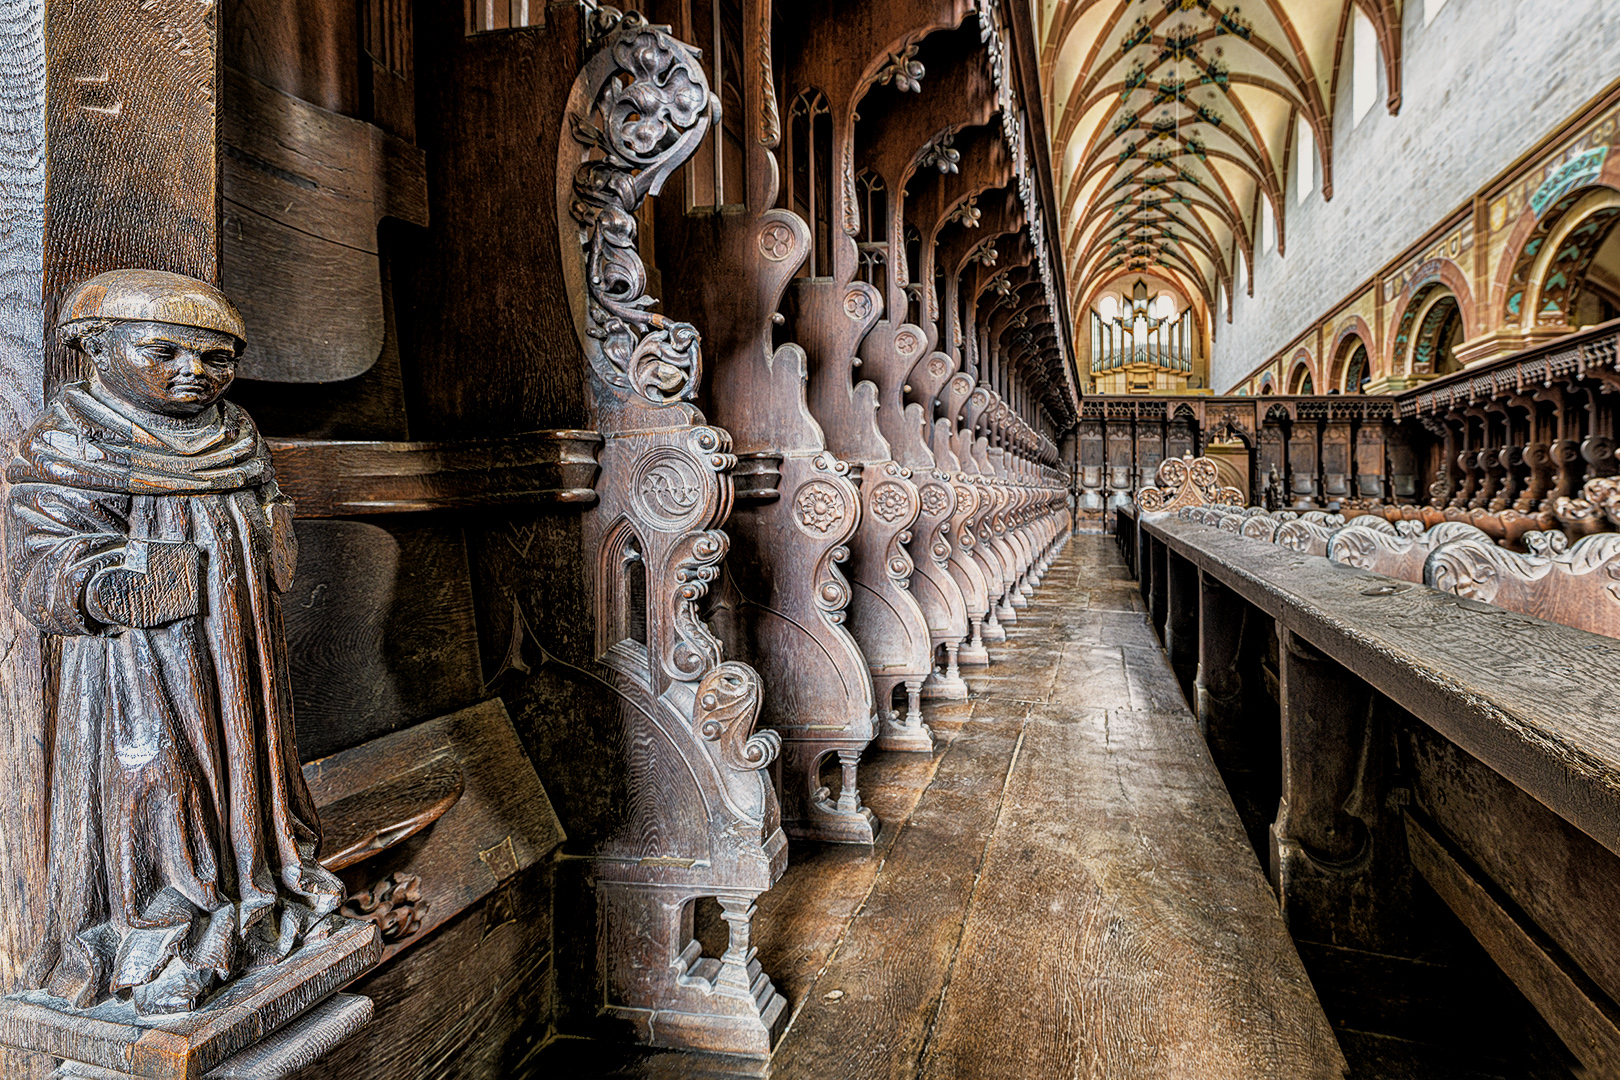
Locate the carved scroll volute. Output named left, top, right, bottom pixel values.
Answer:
left=556, top=12, right=718, bottom=430
left=866, top=461, right=921, bottom=587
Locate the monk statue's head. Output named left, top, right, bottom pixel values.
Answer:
left=57, top=269, right=247, bottom=418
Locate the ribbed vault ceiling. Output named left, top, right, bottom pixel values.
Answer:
left=1039, top=0, right=1401, bottom=329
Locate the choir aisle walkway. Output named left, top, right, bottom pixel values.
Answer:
left=537, top=535, right=1347, bottom=1079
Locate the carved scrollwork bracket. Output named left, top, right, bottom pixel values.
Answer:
left=560, top=11, right=719, bottom=414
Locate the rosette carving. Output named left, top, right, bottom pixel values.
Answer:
left=871, top=483, right=911, bottom=523
left=795, top=480, right=846, bottom=533
left=696, top=661, right=779, bottom=772
left=564, top=13, right=718, bottom=405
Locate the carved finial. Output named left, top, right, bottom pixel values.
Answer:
left=565, top=13, right=719, bottom=405
left=918, top=130, right=960, bottom=175
left=947, top=195, right=982, bottom=228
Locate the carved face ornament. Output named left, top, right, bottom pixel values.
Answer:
left=84, top=321, right=240, bottom=418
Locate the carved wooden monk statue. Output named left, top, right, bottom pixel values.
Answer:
left=6, top=269, right=344, bottom=1017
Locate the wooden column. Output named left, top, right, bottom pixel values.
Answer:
left=1196, top=572, right=1245, bottom=744
left=1272, top=629, right=1378, bottom=947
left=44, top=0, right=220, bottom=384
left=1148, top=533, right=1167, bottom=640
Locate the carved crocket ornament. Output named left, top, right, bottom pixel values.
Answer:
left=1136, top=453, right=1244, bottom=516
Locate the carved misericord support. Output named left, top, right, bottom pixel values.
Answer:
left=556, top=13, right=787, bottom=1055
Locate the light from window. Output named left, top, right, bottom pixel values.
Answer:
left=1296, top=122, right=1315, bottom=204
left=1424, top=0, right=1446, bottom=25
left=1153, top=294, right=1177, bottom=320
left=1097, top=294, right=1119, bottom=322
left=1353, top=9, right=1377, bottom=126
left=467, top=0, right=537, bottom=33
left=1261, top=198, right=1275, bottom=253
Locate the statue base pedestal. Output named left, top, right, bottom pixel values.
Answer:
left=0, top=917, right=380, bottom=1080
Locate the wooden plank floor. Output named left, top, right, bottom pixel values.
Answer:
left=536, top=535, right=1348, bottom=1079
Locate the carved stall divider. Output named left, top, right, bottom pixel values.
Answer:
left=655, top=0, right=878, bottom=845
left=554, top=13, right=787, bottom=1055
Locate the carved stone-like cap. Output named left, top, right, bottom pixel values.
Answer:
left=58, top=269, right=247, bottom=349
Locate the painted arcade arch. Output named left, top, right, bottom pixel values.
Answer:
left=1326, top=317, right=1375, bottom=393
left=1286, top=353, right=1314, bottom=395
left=1258, top=371, right=1276, bottom=395
left=1494, top=151, right=1620, bottom=333
left=1386, top=258, right=1475, bottom=375
left=1523, top=186, right=1620, bottom=329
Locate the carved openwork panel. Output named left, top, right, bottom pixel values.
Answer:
left=1136, top=454, right=1243, bottom=516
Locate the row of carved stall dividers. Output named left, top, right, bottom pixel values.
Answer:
left=550, top=0, right=1075, bottom=1058
left=1085, top=330, right=1620, bottom=541
left=1076, top=398, right=1406, bottom=530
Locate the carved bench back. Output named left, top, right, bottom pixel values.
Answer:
left=1426, top=532, right=1620, bottom=639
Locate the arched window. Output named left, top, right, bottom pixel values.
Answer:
left=783, top=89, right=833, bottom=276
left=1352, top=8, right=1378, bottom=126
left=1096, top=294, right=1119, bottom=322
left=1288, top=361, right=1313, bottom=394
left=686, top=0, right=747, bottom=210
left=1296, top=122, right=1315, bottom=204
left=855, top=170, right=886, bottom=288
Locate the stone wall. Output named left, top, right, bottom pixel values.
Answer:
left=1212, top=0, right=1620, bottom=391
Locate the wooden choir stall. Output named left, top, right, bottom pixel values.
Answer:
left=0, top=0, right=1077, bottom=1075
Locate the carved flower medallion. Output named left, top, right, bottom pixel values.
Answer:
left=794, top=480, right=846, bottom=534
left=844, top=289, right=873, bottom=321
left=919, top=484, right=950, bottom=517
left=759, top=222, right=795, bottom=261
left=870, top=482, right=910, bottom=523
